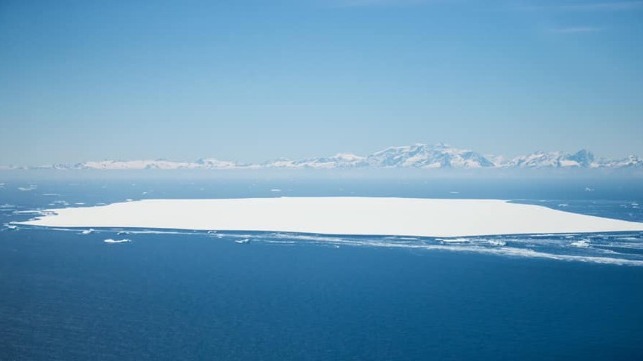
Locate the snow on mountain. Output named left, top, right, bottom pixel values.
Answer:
left=505, top=150, right=599, bottom=168
left=265, top=153, right=368, bottom=169
left=367, top=143, right=495, bottom=168
left=194, top=158, right=241, bottom=169
left=602, top=155, right=643, bottom=168
left=71, top=158, right=241, bottom=170
left=5, top=144, right=642, bottom=170
left=566, top=149, right=596, bottom=168
left=78, top=160, right=195, bottom=170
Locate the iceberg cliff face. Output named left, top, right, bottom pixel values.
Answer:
left=9, top=143, right=643, bottom=170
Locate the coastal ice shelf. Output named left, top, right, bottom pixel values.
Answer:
left=16, top=197, right=643, bottom=238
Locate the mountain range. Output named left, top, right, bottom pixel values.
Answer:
left=8, top=143, right=643, bottom=170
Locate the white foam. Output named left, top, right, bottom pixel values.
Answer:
left=571, top=240, right=591, bottom=248
left=0, top=204, right=15, bottom=212
left=486, top=240, right=507, bottom=247
left=302, top=238, right=643, bottom=266
left=16, top=197, right=643, bottom=238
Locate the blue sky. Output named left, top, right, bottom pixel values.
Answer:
left=1, top=0, right=642, bottom=165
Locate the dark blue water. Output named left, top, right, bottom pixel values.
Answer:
left=1, top=175, right=643, bottom=360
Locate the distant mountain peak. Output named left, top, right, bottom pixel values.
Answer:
left=5, top=143, right=642, bottom=171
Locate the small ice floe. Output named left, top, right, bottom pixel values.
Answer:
left=570, top=240, right=591, bottom=248
left=80, top=229, right=94, bottom=235
left=104, top=238, right=130, bottom=244
left=438, top=238, right=469, bottom=244
left=235, top=238, right=251, bottom=244
left=4, top=224, right=18, bottom=231
left=13, top=210, right=45, bottom=216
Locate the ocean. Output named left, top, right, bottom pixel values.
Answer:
left=1, top=173, right=643, bottom=360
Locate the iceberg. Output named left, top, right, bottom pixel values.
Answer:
left=104, top=238, right=131, bottom=244
left=15, top=197, right=643, bottom=238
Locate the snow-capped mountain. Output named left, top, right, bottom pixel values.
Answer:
left=4, top=143, right=642, bottom=170
left=67, top=158, right=242, bottom=170
left=505, top=150, right=598, bottom=168
left=264, top=153, right=368, bottom=169
left=366, top=143, right=495, bottom=168
left=77, top=160, right=194, bottom=170
left=601, top=155, right=643, bottom=168
left=194, top=158, right=242, bottom=169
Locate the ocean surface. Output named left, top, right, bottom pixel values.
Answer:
left=1, top=174, right=643, bottom=360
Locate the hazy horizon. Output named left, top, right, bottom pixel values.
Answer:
left=2, top=0, right=642, bottom=165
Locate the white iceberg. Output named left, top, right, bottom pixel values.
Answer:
left=104, top=238, right=130, bottom=244
left=16, top=197, right=643, bottom=238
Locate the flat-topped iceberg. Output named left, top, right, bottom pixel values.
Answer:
left=16, top=197, right=643, bottom=238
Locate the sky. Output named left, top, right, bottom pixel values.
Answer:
left=1, top=0, right=642, bottom=165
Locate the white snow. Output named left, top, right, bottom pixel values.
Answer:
left=16, top=197, right=643, bottom=238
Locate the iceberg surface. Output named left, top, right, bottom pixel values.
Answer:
left=16, top=197, right=643, bottom=238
